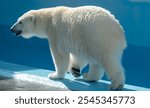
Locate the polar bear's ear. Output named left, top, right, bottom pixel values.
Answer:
left=31, top=15, right=36, bottom=24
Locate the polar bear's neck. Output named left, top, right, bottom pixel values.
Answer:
left=33, top=7, right=67, bottom=40
left=33, top=9, right=53, bottom=39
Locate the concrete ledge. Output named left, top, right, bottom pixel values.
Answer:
left=0, top=61, right=149, bottom=91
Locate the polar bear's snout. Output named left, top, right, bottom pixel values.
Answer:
left=10, top=22, right=23, bottom=36
left=10, top=27, right=22, bottom=36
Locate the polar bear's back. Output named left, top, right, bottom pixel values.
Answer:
left=61, top=6, right=116, bottom=24
left=37, top=6, right=127, bottom=50
left=59, top=6, right=127, bottom=49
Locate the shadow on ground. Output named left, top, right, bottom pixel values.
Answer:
left=59, top=78, right=133, bottom=91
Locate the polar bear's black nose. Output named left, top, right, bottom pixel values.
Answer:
left=10, top=27, right=14, bottom=32
left=10, top=28, right=13, bottom=31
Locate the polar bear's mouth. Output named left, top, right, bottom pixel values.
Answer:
left=11, top=27, right=22, bottom=36
left=14, top=30, right=22, bottom=36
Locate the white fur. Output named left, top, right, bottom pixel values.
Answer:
left=12, top=6, right=127, bottom=90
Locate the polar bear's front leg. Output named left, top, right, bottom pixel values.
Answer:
left=48, top=48, right=69, bottom=80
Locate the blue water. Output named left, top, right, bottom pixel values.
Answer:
left=0, top=0, right=150, bottom=88
left=0, top=25, right=150, bottom=88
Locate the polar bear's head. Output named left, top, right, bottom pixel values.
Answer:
left=10, top=11, right=36, bottom=39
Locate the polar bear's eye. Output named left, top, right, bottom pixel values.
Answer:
left=19, top=21, right=22, bottom=24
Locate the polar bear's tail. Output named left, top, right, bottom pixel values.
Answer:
left=116, top=23, right=127, bottom=50
left=122, top=38, right=127, bottom=50
left=120, top=29, right=127, bottom=50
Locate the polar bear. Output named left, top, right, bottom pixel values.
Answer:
left=10, top=6, right=127, bottom=90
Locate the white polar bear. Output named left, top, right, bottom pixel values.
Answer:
left=10, top=6, right=127, bottom=90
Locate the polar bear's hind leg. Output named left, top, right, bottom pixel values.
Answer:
left=71, top=67, right=81, bottom=77
left=83, top=62, right=104, bottom=81
left=69, top=53, right=87, bottom=77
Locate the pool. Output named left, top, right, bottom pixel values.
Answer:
left=0, top=0, right=150, bottom=90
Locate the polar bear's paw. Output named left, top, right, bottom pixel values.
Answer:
left=110, top=83, right=124, bottom=91
left=48, top=72, right=64, bottom=80
left=71, top=67, right=81, bottom=78
left=83, top=73, right=99, bottom=82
